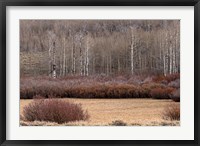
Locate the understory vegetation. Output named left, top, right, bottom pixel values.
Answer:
left=20, top=73, right=180, bottom=101
left=162, top=103, right=180, bottom=120
left=23, top=99, right=89, bottom=124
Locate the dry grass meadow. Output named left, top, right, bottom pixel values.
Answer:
left=20, top=98, right=180, bottom=126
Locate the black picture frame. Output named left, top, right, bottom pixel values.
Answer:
left=0, top=0, right=199, bottom=145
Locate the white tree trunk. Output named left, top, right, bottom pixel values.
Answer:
left=131, top=27, right=134, bottom=75
left=53, top=42, right=56, bottom=78
left=163, top=55, right=166, bottom=76
left=71, top=37, right=76, bottom=75
left=106, top=55, right=109, bottom=75
left=63, top=37, right=66, bottom=76
left=80, top=40, right=83, bottom=76
left=169, top=33, right=173, bottom=74
left=48, top=38, right=52, bottom=77
left=118, top=58, right=120, bottom=73
left=53, top=70, right=56, bottom=78
left=83, top=50, right=86, bottom=76
left=86, top=36, right=89, bottom=76
left=59, top=56, right=62, bottom=76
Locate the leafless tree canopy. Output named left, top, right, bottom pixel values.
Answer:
left=20, top=20, right=180, bottom=77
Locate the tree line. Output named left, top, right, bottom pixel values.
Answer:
left=20, top=20, right=180, bottom=77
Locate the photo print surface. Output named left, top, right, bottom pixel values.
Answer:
left=20, top=20, right=180, bottom=126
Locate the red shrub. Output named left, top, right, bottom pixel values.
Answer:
left=170, top=88, right=180, bottom=102
left=150, top=87, right=175, bottom=99
left=153, top=73, right=180, bottom=83
left=162, top=103, right=180, bottom=120
left=23, top=99, right=89, bottom=124
left=33, top=95, right=45, bottom=99
left=142, top=82, right=166, bottom=88
left=153, top=75, right=166, bottom=83
left=168, top=79, right=180, bottom=88
left=141, top=83, right=166, bottom=94
left=142, top=76, right=153, bottom=84
left=165, top=73, right=180, bottom=82
left=20, top=75, right=179, bottom=99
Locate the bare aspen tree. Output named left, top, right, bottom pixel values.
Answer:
left=71, top=35, right=76, bottom=75
left=52, top=42, right=56, bottom=78
left=173, top=30, right=177, bottom=73
left=48, top=33, right=52, bottom=77
left=163, top=31, right=168, bottom=76
left=78, top=32, right=84, bottom=76
left=48, top=31, right=56, bottom=77
left=63, top=37, right=66, bottom=76
left=59, top=56, right=62, bottom=76
left=169, top=32, right=173, bottom=74
left=106, top=54, right=109, bottom=75
left=159, top=31, right=164, bottom=75
left=130, top=26, right=134, bottom=75
left=21, top=20, right=180, bottom=77
left=117, top=58, right=120, bottom=73
left=83, top=48, right=86, bottom=76
left=85, top=34, right=90, bottom=76
left=174, top=24, right=180, bottom=73
left=171, top=31, right=175, bottom=74
left=80, top=39, right=83, bottom=76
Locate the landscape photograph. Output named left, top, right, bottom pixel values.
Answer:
left=20, top=20, right=180, bottom=126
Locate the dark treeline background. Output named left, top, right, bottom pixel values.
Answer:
left=20, top=20, right=180, bottom=77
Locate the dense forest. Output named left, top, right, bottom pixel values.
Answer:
left=20, top=20, right=180, bottom=77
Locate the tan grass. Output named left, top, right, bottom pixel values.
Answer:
left=20, top=98, right=180, bottom=126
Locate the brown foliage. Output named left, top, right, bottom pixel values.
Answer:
left=20, top=74, right=179, bottom=99
left=168, top=79, right=180, bottom=88
left=33, top=95, right=45, bottom=99
left=170, top=88, right=180, bottom=102
left=23, top=99, right=89, bottom=124
left=162, top=104, right=180, bottom=120
left=150, top=87, right=175, bottom=99
left=153, top=73, right=180, bottom=84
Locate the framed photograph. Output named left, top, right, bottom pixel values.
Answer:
left=0, top=0, right=199, bottom=145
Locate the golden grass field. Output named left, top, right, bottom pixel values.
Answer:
left=20, top=98, right=180, bottom=126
